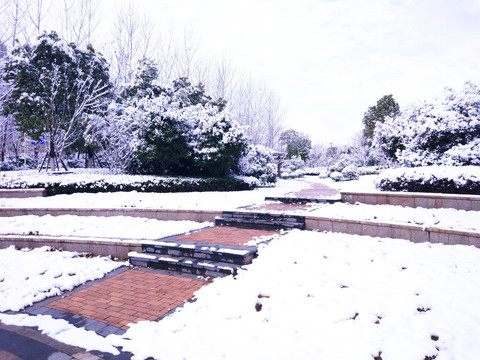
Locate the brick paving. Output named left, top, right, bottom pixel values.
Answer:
left=246, top=202, right=314, bottom=211
left=177, top=226, right=278, bottom=246
left=47, top=269, right=206, bottom=330
left=293, top=182, right=340, bottom=198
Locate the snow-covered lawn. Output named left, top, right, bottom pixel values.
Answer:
left=0, top=215, right=212, bottom=240
left=117, top=231, right=480, bottom=360
left=0, top=246, right=123, bottom=312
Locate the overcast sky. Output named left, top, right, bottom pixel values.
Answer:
left=108, top=0, right=480, bottom=145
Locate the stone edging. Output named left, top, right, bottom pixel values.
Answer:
left=0, top=188, right=46, bottom=198
left=305, top=216, right=480, bottom=247
left=341, top=191, right=480, bottom=211
left=0, top=207, right=221, bottom=222
left=0, top=235, right=142, bottom=258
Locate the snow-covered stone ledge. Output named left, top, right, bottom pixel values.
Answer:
left=305, top=216, right=480, bottom=247
left=0, top=208, right=222, bottom=222
left=341, top=191, right=480, bottom=211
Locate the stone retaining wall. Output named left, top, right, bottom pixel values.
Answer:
left=0, top=208, right=221, bottom=223
left=341, top=191, right=480, bottom=211
left=305, top=216, right=480, bottom=247
left=0, top=188, right=46, bottom=198
left=0, top=235, right=142, bottom=258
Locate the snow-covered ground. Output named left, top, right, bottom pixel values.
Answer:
left=2, top=231, right=480, bottom=359
left=1, top=172, right=480, bottom=359
left=0, top=246, right=123, bottom=312
left=117, top=231, right=480, bottom=360
left=0, top=215, right=212, bottom=240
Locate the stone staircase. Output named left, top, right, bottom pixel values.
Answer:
left=215, top=211, right=306, bottom=230
left=129, top=240, right=257, bottom=277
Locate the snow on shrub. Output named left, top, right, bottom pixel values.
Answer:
left=341, top=165, right=360, bottom=181
left=372, top=81, right=480, bottom=166
left=281, top=156, right=305, bottom=178
left=375, top=166, right=480, bottom=194
left=329, top=171, right=343, bottom=182
left=0, top=169, right=255, bottom=194
left=238, top=145, right=277, bottom=186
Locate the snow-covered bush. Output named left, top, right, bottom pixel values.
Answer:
left=86, top=67, right=247, bottom=177
left=357, top=166, right=380, bottom=176
left=373, top=81, right=480, bottom=166
left=329, top=171, right=343, bottom=182
left=238, top=145, right=277, bottom=186
left=341, top=165, right=360, bottom=181
left=376, top=166, right=480, bottom=194
left=281, top=156, right=305, bottom=178
left=0, top=159, right=18, bottom=171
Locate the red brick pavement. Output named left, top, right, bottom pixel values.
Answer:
left=246, top=202, right=314, bottom=211
left=293, top=182, right=339, bottom=198
left=177, top=226, right=278, bottom=246
left=47, top=269, right=206, bottom=330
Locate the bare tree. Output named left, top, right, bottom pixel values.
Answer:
left=25, top=0, right=52, bottom=39
left=55, top=0, right=100, bottom=46
left=109, top=1, right=154, bottom=85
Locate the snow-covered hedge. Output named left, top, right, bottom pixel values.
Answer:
left=375, top=166, right=480, bottom=194
left=0, top=170, right=255, bottom=195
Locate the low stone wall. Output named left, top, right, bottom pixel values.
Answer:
left=305, top=216, right=480, bottom=247
left=0, top=188, right=47, bottom=198
left=341, top=191, right=480, bottom=211
left=0, top=208, right=222, bottom=223
left=0, top=235, right=142, bottom=258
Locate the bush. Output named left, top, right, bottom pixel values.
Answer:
left=281, top=156, right=305, bottom=178
left=238, top=145, right=277, bottom=186
left=341, top=165, right=360, bottom=181
left=375, top=166, right=480, bottom=195
left=330, top=171, right=343, bottom=182
left=0, top=172, right=255, bottom=195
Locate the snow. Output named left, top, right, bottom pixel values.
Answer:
left=0, top=246, right=123, bottom=312
left=0, top=313, right=121, bottom=355
left=117, top=231, right=480, bottom=360
left=0, top=215, right=213, bottom=240
left=1, top=173, right=480, bottom=359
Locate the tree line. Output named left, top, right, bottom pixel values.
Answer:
left=0, top=0, right=286, bottom=173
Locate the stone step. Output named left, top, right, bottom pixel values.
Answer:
left=264, top=196, right=340, bottom=204
left=215, top=211, right=305, bottom=230
left=128, top=252, right=240, bottom=277
left=141, top=241, right=256, bottom=265
left=215, top=218, right=304, bottom=230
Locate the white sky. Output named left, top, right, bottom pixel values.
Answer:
left=100, top=0, right=480, bottom=144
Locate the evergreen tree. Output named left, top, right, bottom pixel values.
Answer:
left=362, top=94, right=400, bottom=145
left=279, top=129, right=311, bottom=161
left=1, top=31, right=110, bottom=170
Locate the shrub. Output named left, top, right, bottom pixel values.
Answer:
left=330, top=171, right=343, bottom=182
left=375, top=166, right=480, bottom=194
left=341, top=165, right=360, bottom=181
left=238, top=145, right=277, bottom=186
